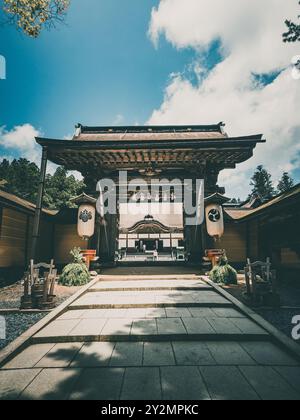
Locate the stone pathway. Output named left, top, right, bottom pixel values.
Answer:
left=0, top=273, right=300, bottom=400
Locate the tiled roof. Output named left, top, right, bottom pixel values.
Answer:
left=0, top=189, right=57, bottom=216
left=225, top=184, right=300, bottom=221
left=73, top=124, right=228, bottom=141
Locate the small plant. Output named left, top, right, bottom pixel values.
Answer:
left=59, top=247, right=90, bottom=286
left=209, top=255, right=238, bottom=286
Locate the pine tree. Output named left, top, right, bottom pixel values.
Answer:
left=283, top=1, right=300, bottom=43
left=277, top=172, right=295, bottom=193
left=250, top=165, right=275, bottom=201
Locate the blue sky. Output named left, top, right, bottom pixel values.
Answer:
left=0, top=0, right=197, bottom=137
left=0, top=0, right=299, bottom=199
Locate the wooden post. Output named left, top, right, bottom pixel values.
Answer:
left=30, top=147, right=48, bottom=262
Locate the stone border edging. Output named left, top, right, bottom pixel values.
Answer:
left=203, top=276, right=300, bottom=361
left=0, top=276, right=100, bottom=368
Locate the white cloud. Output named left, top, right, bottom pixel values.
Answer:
left=0, top=124, right=42, bottom=164
left=148, top=0, right=300, bottom=198
left=0, top=124, right=75, bottom=177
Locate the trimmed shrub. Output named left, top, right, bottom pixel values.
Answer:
left=209, top=256, right=238, bottom=285
left=59, top=247, right=90, bottom=287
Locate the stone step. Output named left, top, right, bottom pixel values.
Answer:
left=70, top=290, right=231, bottom=309
left=89, top=286, right=213, bottom=292
left=98, top=275, right=202, bottom=282
left=91, top=279, right=210, bottom=292
left=57, top=307, right=247, bottom=321
left=31, top=333, right=271, bottom=345
left=32, top=316, right=269, bottom=344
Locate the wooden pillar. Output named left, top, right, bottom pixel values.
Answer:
left=98, top=212, right=119, bottom=264
left=30, top=147, right=48, bottom=262
left=183, top=183, right=205, bottom=264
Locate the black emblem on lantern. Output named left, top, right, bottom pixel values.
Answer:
left=208, top=208, right=221, bottom=223
left=79, top=209, right=93, bottom=223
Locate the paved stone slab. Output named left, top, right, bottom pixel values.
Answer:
left=101, top=309, right=129, bottom=319
left=110, top=342, right=143, bottom=367
left=93, top=279, right=208, bottom=291
left=161, top=366, right=211, bottom=400
left=3, top=344, right=55, bottom=369
left=35, top=343, right=83, bottom=368
left=241, top=342, right=299, bottom=366
left=131, top=319, right=157, bottom=336
left=240, top=366, right=300, bottom=400
left=0, top=369, right=41, bottom=400
left=166, top=308, right=192, bottom=318
left=71, top=290, right=231, bottom=309
left=188, top=308, right=217, bottom=318
left=58, top=310, right=87, bottom=320
left=69, top=319, right=107, bottom=337
left=206, top=318, right=244, bottom=335
left=172, top=342, right=215, bottom=366
left=230, top=318, right=268, bottom=335
left=69, top=368, right=124, bottom=400
left=80, top=309, right=109, bottom=319
left=182, top=318, right=215, bottom=335
left=125, top=308, right=147, bottom=318
left=199, top=366, right=259, bottom=400
left=34, top=320, right=80, bottom=339
left=206, top=342, right=256, bottom=366
left=275, top=367, right=300, bottom=394
left=101, top=319, right=132, bottom=337
left=71, top=342, right=115, bottom=367
left=143, top=342, right=175, bottom=366
left=120, top=367, right=162, bottom=400
left=145, top=308, right=166, bottom=318
left=20, top=368, right=82, bottom=400
left=211, top=308, right=246, bottom=318
left=192, top=292, right=230, bottom=305
left=156, top=318, right=186, bottom=335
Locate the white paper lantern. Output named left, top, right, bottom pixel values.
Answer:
left=205, top=203, right=224, bottom=238
left=78, top=204, right=96, bottom=239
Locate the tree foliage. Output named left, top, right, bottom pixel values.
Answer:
left=59, top=247, right=90, bottom=286
left=2, top=0, right=70, bottom=37
left=0, top=158, right=40, bottom=202
left=250, top=165, right=276, bottom=201
left=277, top=172, right=295, bottom=193
left=43, top=166, right=85, bottom=210
left=283, top=1, right=300, bottom=43
left=209, top=256, right=238, bottom=286
left=0, top=158, right=85, bottom=209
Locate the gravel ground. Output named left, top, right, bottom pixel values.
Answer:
left=0, top=312, right=47, bottom=350
left=0, top=281, right=82, bottom=350
left=224, top=276, right=300, bottom=344
left=255, top=308, right=300, bottom=340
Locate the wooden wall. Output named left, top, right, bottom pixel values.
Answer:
left=0, top=206, right=54, bottom=268
left=219, top=222, right=247, bottom=264
left=54, top=224, right=87, bottom=265
left=0, top=207, right=28, bottom=267
left=247, top=220, right=259, bottom=260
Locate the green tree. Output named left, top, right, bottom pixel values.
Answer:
left=277, top=172, right=295, bottom=193
left=43, top=166, right=85, bottom=210
left=250, top=165, right=276, bottom=201
left=0, top=158, right=85, bottom=209
left=283, top=1, right=300, bottom=42
left=2, top=0, right=70, bottom=37
left=0, top=158, right=40, bottom=202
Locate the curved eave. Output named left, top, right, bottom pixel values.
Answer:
left=36, top=134, right=264, bottom=150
